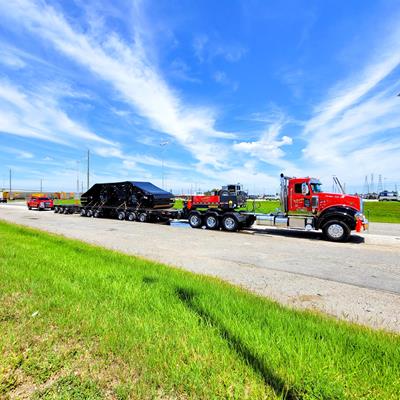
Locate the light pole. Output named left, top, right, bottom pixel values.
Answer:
left=40, top=179, right=43, bottom=193
left=160, top=140, right=169, bottom=189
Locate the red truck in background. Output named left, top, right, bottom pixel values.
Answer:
left=27, top=196, right=54, bottom=211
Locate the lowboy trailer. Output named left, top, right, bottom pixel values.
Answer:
left=52, top=174, right=369, bottom=242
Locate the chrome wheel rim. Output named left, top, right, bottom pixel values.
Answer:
left=224, top=217, right=235, bottom=230
left=327, top=224, right=344, bottom=239
left=190, top=215, right=200, bottom=226
left=206, top=216, right=217, bottom=228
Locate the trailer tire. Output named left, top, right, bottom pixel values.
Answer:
left=205, top=213, right=219, bottom=230
left=80, top=209, right=86, bottom=217
left=117, top=211, right=126, bottom=220
left=86, top=209, right=93, bottom=217
left=188, top=212, right=203, bottom=229
left=54, top=207, right=58, bottom=213
left=128, top=212, right=136, bottom=221
left=222, top=214, right=239, bottom=232
left=138, top=212, right=147, bottom=223
left=94, top=210, right=101, bottom=218
left=322, top=220, right=350, bottom=242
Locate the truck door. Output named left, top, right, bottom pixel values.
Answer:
left=289, top=181, right=312, bottom=214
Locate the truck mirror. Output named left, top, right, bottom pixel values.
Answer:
left=301, top=183, right=309, bottom=195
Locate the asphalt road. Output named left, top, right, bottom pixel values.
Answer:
left=1, top=203, right=399, bottom=332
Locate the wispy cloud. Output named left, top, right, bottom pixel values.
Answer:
left=2, top=0, right=234, bottom=170
left=193, top=34, right=247, bottom=63
left=302, top=38, right=400, bottom=181
left=233, top=111, right=295, bottom=171
left=0, top=79, right=112, bottom=146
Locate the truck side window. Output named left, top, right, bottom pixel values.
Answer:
left=294, top=183, right=303, bottom=194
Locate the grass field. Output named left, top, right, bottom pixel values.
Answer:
left=1, top=221, right=399, bottom=399
left=53, top=199, right=79, bottom=205
left=364, top=201, right=400, bottom=223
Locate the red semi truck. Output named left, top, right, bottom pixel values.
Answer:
left=186, top=174, right=368, bottom=242
left=53, top=174, right=368, bottom=242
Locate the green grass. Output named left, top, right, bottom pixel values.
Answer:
left=0, top=222, right=399, bottom=399
left=364, top=201, right=400, bottom=223
left=53, top=199, right=78, bottom=205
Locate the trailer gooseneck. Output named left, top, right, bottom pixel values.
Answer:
left=52, top=174, right=368, bottom=242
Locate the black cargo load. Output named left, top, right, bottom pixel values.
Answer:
left=81, top=181, right=174, bottom=209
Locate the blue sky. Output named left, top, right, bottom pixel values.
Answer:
left=0, top=0, right=399, bottom=194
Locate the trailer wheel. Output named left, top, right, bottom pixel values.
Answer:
left=188, top=212, right=203, bottom=229
left=205, top=213, right=219, bottom=230
left=86, top=209, right=93, bottom=217
left=54, top=206, right=58, bottom=213
left=138, top=213, right=147, bottom=223
left=94, top=210, right=101, bottom=218
left=222, top=215, right=239, bottom=232
left=80, top=209, right=86, bottom=217
left=117, top=211, right=126, bottom=220
left=128, top=212, right=136, bottom=221
left=322, top=220, right=350, bottom=242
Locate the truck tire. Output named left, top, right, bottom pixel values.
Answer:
left=222, top=215, right=239, bottom=232
left=86, top=209, right=93, bottom=217
left=94, top=210, right=101, bottom=218
left=188, top=212, right=203, bottom=228
left=117, top=211, right=126, bottom=220
left=80, top=209, right=86, bottom=217
left=205, top=213, right=219, bottom=230
left=322, top=220, right=350, bottom=242
left=128, top=212, right=136, bottom=221
left=28, top=206, right=32, bottom=210
left=54, top=206, right=58, bottom=213
left=138, top=212, right=147, bottom=222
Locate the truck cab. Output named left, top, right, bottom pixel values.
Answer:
left=258, top=174, right=368, bottom=241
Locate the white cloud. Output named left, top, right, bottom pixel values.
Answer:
left=233, top=112, right=295, bottom=171
left=1, top=0, right=234, bottom=169
left=302, top=38, right=400, bottom=186
left=193, top=34, right=247, bottom=63
left=0, top=79, right=112, bottom=146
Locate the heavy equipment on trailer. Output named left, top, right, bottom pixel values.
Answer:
left=52, top=174, right=368, bottom=242
left=55, top=181, right=184, bottom=222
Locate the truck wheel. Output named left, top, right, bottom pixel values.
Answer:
left=188, top=212, right=202, bottom=228
left=323, top=220, right=350, bottom=242
left=86, top=209, right=93, bottom=217
left=222, top=215, right=239, bottom=232
left=128, top=212, right=136, bottom=221
left=28, top=206, right=32, bottom=210
left=138, top=213, right=147, bottom=222
left=94, top=210, right=101, bottom=218
left=54, top=207, right=58, bottom=213
left=205, top=213, right=219, bottom=230
left=117, top=211, right=126, bottom=220
left=80, top=209, right=86, bottom=217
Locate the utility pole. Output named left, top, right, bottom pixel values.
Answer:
left=76, top=160, right=80, bottom=194
left=160, top=140, right=169, bottom=189
left=40, top=179, right=43, bottom=193
left=9, top=168, right=11, bottom=198
left=87, top=150, right=90, bottom=191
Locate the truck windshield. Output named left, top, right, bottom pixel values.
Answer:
left=310, top=183, right=323, bottom=193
